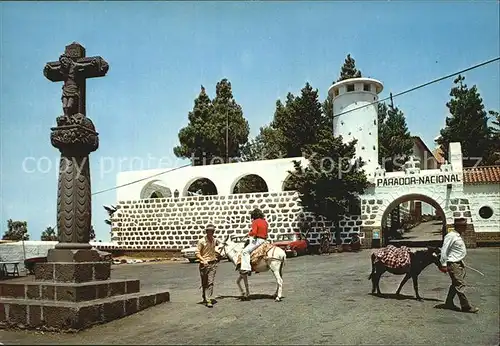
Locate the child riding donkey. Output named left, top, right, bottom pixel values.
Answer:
left=238, top=208, right=269, bottom=275
left=223, top=208, right=286, bottom=301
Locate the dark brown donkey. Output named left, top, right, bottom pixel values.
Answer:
left=368, top=247, right=442, bottom=300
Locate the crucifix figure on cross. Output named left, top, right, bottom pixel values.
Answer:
left=43, top=42, right=109, bottom=117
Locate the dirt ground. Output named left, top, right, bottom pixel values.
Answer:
left=1, top=248, right=499, bottom=345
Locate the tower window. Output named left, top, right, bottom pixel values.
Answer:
left=334, top=89, right=339, bottom=97
left=347, top=84, right=355, bottom=92
left=363, top=84, right=371, bottom=91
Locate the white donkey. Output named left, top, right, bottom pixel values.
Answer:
left=220, top=235, right=287, bottom=302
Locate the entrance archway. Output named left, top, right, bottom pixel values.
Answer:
left=140, top=180, right=172, bottom=199
left=380, top=193, right=446, bottom=246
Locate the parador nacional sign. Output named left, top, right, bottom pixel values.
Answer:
left=376, top=172, right=462, bottom=187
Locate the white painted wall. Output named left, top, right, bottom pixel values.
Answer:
left=464, top=184, right=500, bottom=232
left=329, top=78, right=383, bottom=178
left=116, top=157, right=308, bottom=201
left=0, top=241, right=118, bottom=271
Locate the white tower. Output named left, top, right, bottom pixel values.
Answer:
left=328, top=77, right=384, bottom=178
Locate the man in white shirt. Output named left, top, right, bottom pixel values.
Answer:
left=440, top=218, right=479, bottom=313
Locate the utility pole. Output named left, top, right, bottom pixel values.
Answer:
left=225, top=109, right=229, bottom=163
left=389, top=92, right=394, bottom=109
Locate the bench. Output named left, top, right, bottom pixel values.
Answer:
left=0, top=261, right=20, bottom=278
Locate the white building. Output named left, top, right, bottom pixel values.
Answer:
left=111, top=78, right=500, bottom=250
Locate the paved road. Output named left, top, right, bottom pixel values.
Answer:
left=393, top=220, right=443, bottom=242
left=1, top=248, right=499, bottom=345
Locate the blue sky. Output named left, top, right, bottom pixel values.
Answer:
left=1, top=1, right=499, bottom=241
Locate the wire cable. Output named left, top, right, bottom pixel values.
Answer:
left=92, top=56, right=500, bottom=196
left=332, top=56, right=500, bottom=118
left=92, top=163, right=192, bottom=196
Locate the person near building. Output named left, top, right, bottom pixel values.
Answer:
left=439, top=218, right=479, bottom=313
left=240, top=208, right=268, bottom=275
left=195, top=223, right=220, bottom=308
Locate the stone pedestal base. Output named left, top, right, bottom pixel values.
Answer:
left=47, top=249, right=101, bottom=263
left=0, top=261, right=170, bottom=332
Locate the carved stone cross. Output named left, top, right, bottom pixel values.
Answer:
left=44, top=42, right=109, bottom=258
left=43, top=42, right=109, bottom=116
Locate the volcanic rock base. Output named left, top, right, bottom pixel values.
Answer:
left=0, top=261, right=170, bottom=332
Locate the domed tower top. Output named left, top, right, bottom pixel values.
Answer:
left=328, top=77, right=384, bottom=178
left=328, top=77, right=383, bottom=100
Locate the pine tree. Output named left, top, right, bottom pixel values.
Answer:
left=90, top=225, right=96, bottom=241
left=174, top=80, right=250, bottom=194
left=337, top=54, right=362, bottom=82
left=240, top=125, right=285, bottom=162
left=41, top=226, right=58, bottom=241
left=487, top=110, right=500, bottom=164
left=287, top=131, right=368, bottom=224
left=378, top=102, right=414, bottom=172
left=436, top=75, right=494, bottom=166
left=272, top=83, right=328, bottom=157
left=174, top=85, right=214, bottom=166
left=2, top=219, right=29, bottom=241
left=211, top=79, right=250, bottom=162
left=174, top=80, right=249, bottom=165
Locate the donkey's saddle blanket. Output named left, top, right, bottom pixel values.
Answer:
left=373, top=245, right=412, bottom=269
left=236, top=242, right=276, bottom=269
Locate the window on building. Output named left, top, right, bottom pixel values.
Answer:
left=363, top=84, right=371, bottom=91
left=334, top=89, right=339, bottom=97
left=478, top=206, right=493, bottom=219
left=347, top=84, right=355, bottom=92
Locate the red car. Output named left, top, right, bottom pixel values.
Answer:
left=273, top=232, right=309, bottom=257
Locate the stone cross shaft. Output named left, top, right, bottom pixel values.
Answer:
left=44, top=42, right=109, bottom=253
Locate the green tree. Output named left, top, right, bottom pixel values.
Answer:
left=211, top=79, right=250, bottom=163
left=490, top=110, right=500, bottom=135
left=378, top=102, right=414, bottom=172
left=287, top=131, right=368, bottom=224
left=337, top=54, right=362, bottom=82
left=174, top=80, right=250, bottom=195
left=41, top=226, right=57, bottom=241
left=173, top=80, right=250, bottom=166
left=90, top=225, right=96, bottom=241
left=488, top=110, right=500, bottom=164
left=174, top=85, right=215, bottom=166
left=241, top=82, right=333, bottom=192
left=241, top=125, right=285, bottom=162
left=3, top=219, right=29, bottom=241
left=436, top=75, right=495, bottom=166
left=271, top=83, right=329, bottom=158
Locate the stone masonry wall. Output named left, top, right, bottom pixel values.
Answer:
left=112, top=191, right=481, bottom=250
left=112, top=191, right=370, bottom=250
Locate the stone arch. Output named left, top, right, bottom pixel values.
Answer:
left=379, top=193, right=448, bottom=246
left=231, top=174, right=269, bottom=194
left=140, top=180, right=172, bottom=199
left=183, top=177, right=218, bottom=196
